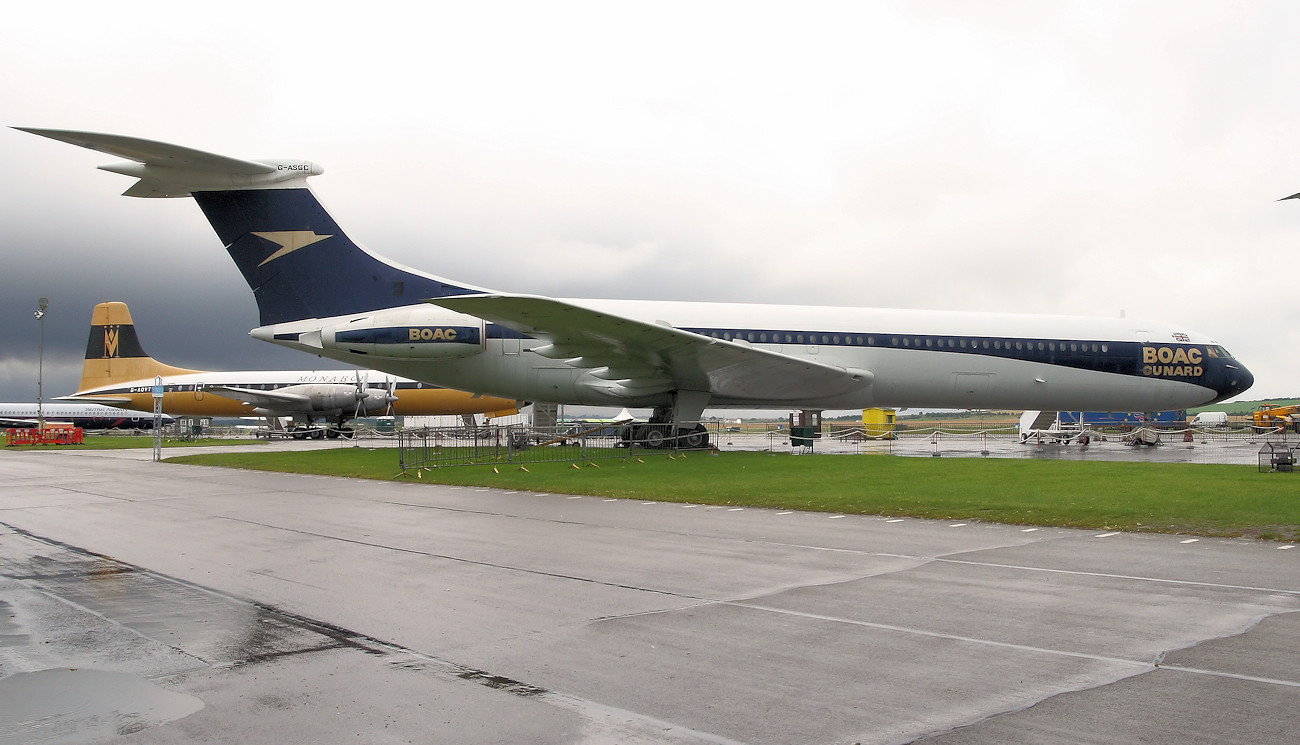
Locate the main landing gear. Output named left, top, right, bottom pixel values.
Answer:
left=622, top=404, right=711, bottom=450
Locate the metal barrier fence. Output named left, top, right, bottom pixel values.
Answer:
left=739, top=423, right=1295, bottom=466
left=397, top=423, right=717, bottom=471
left=391, top=421, right=1294, bottom=470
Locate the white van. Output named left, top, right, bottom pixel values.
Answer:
left=1191, top=411, right=1228, bottom=427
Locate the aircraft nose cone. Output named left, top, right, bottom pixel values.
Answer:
left=1209, top=361, right=1254, bottom=404
left=1233, top=364, right=1255, bottom=397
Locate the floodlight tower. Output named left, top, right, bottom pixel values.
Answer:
left=34, top=297, right=48, bottom=431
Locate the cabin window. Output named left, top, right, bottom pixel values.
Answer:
left=902, top=338, right=910, bottom=347
left=1101, top=344, right=1108, bottom=352
left=747, top=333, right=755, bottom=342
left=994, top=341, right=1001, bottom=349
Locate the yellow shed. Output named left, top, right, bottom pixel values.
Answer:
left=862, top=408, right=897, bottom=439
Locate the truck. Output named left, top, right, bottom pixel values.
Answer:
left=1191, top=411, right=1228, bottom=427
left=1251, top=404, right=1300, bottom=433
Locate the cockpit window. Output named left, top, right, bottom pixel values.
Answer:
left=1205, top=345, right=1230, bottom=359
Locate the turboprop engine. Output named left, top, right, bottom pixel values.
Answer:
left=354, top=385, right=398, bottom=415
left=299, top=383, right=366, bottom=414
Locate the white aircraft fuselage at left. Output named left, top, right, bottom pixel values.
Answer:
left=19, top=128, right=1255, bottom=448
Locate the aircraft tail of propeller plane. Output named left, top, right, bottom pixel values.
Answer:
left=80, top=301, right=200, bottom=394
left=19, top=127, right=1254, bottom=448
left=64, top=300, right=518, bottom=433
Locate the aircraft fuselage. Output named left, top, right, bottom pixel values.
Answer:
left=256, top=298, right=1248, bottom=413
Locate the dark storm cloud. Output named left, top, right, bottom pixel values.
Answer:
left=2, top=2, right=1298, bottom=407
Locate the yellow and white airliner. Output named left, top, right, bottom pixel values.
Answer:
left=24, top=129, right=1254, bottom=449
left=64, top=301, right=518, bottom=438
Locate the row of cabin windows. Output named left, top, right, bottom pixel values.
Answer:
left=167, top=383, right=427, bottom=392
left=703, top=330, right=1108, bottom=355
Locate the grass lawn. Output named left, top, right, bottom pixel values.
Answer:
left=165, top=448, right=1300, bottom=541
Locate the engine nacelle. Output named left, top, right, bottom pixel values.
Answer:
left=298, top=383, right=362, bottom=413
left=319, top=309, right=486, bottom=360
left=356, top=388, right=397, bottom=415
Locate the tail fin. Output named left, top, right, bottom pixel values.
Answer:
left=18, top=128, right=487, bottom=326
left=76, top=302, right=200, bottom=394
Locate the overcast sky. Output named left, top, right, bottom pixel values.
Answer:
left=2, top=1, right=1297, bottom=412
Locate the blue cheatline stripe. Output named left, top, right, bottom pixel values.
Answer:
left=335, top=326, right=482, bottom=345
left=478, top=322, right=1217, bottom=381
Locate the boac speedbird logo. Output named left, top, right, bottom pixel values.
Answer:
left=252, top=231, right=333, bottom=267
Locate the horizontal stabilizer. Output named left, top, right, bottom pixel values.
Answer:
left=14, top=127, right=321, bottom=198
left=54, top=395, right=133, bottom=406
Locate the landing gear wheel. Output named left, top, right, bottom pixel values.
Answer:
left=644, top=426, right=667, bottom=449
left=311, top=429, right=325, bottom=440
left=681, top=425, right=708, bottom=449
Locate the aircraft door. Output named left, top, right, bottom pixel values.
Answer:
left=951, top=373, right=994, bottom=403
left=195, top=382, right=204, bottom=401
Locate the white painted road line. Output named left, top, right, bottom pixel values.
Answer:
left=1096, top=532, right=1120, bottom=538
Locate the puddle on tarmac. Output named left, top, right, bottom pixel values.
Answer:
left=0, top=668, right=203, bottom=745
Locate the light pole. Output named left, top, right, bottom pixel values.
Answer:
left=34, top=297, right=47, bottom=431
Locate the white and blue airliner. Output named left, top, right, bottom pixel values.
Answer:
left=19, top=128, right=1254, bottom=448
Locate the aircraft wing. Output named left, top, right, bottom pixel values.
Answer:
left=0, top=417, right=37, bottom=428
left=426, top=294, right=873, bottom=401
left=206, top=385, right=310, bottom=410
